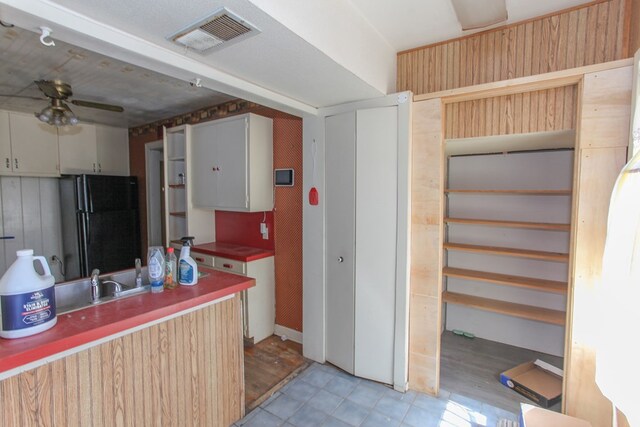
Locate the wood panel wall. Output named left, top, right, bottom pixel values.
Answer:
left=0, top=296, right=245, bottom=427
left=398, top=0, right=629, bottom=96
left=408, top=99, right=444, bottom=394
left=445, top=86, right=578, bottom=138
left=566, top=66, right=632, bottom=427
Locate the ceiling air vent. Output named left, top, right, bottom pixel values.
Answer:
left=169, top=8, right=259, bottom=53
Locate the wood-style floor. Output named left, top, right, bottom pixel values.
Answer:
left=244, top=335, right=308, bottom=411
left=440, top=330, right=563, bottom=414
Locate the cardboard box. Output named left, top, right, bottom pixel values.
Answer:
left=500, top=359, right=563, bottom=408
left=519, top=404, right=592, bottom=427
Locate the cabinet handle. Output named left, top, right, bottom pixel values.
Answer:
left=14, top=158, right=18, bottom=169
left=98, top=163, right=102, bottom=173
left=5, top=158, right=9, bottom=169
left=195, top=257, right=205, bottom=263
left=212, top=166, right=220, bottom=172
left=93, top=163, right=96, bottom=172
left=223, top=263, right=232, bottom=268
left=338, top=256, right=344, bottom=263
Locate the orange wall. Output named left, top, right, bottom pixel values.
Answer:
left=128, top=100, right=303, bottom=332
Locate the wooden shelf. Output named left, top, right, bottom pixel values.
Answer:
left=169, top=212, right=186, bottom=218
left=444, top=217, right=570, bottom=231
left=445, top=189, right=572, bottom=196
left=444, top=242, right=569, bottom=262
left=168, top=184, right=185, bottom=189
left=443, top=267, right=567, bottom=294
left=442, top=291, right=566, bottom=326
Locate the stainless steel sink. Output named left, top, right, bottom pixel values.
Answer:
left=55, top=267, right=151, bottom=314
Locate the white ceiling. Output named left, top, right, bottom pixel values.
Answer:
left=0, top=0, right=595, bottom=128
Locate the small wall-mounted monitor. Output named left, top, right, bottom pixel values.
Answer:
left=274, top=169, right=294, bottom=187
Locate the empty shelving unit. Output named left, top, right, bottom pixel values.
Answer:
left=442, top=130, right=574, bottom=357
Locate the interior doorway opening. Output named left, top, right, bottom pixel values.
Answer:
left=145, top=140, right=164, bottom=248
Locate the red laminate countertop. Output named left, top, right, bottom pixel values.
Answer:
left=192, top=242, right=274, bottom=262
left=0, top=268, right=254, bottom=377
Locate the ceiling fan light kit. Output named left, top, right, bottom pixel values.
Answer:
left=35, top=98, right=78, bottom=127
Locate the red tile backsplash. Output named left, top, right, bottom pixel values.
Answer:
left=215, top=210, right=275, bottom=251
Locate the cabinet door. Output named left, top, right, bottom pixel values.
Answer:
left=215, top=117, right=248, bottom=209
left=325, top=111, right=356, bottom=374
left=58, top=124, right=98, bottom=174
left=8, top=113, right=59, bottom=176
left=0, top=112, right=11, bottom=174
left=96, top=126, right=129, bottom=175
left=191, top=117, right=248, bottom=210
left=191, top=122, right=220, bottom=208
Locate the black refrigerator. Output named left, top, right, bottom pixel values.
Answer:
left=60, top=175, right=141, bottom=280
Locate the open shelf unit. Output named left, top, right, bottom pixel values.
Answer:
left=163, top=125, right=215, bottom=247
left=443, top=133, right=573, bottom=331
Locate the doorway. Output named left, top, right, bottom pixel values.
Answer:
left=145, top=140, right=164, bottom=248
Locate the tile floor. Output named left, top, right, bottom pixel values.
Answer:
left=235, top=362, right=519, bottom=427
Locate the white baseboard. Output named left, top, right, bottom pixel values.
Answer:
left=274, top=324, right=303, bottom=344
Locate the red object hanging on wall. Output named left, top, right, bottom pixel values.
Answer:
left=309, top=187, right=319, bottom=205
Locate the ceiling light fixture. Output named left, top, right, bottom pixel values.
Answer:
left=450, top=0, right=508, bottom=31
left=35, top=98, right=79, bottom=127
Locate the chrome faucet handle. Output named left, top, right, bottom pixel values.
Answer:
left=134, top=258, right=142, bottom=287
left=90, top=268, right=101, bottom=303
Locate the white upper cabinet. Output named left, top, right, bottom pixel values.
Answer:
left=59, top=123, right=129, bottom=175
left=58, top=124, right=98, bottom=173
left=96, top=126, right=129, bottom=176
left=191, top=113, right=273, bottom=212
left=3, top=112, right=59, bottom=177
left=0, top=112, right=11, bottom=174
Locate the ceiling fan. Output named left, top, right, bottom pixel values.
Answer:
left=0, top=80, right=124, bottom=127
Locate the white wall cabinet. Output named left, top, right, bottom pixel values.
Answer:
left=163, top=125, right=214, bottom=246
left=59, top=124, right=129, bottom=175
left=0, top=111, right=59, bottom=177
left=325, top=106, right=399, bottom=385
left=191, top=113, right=273, bottom=212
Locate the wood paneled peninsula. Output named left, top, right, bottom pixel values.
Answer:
left=0, top=268, right=253, bottom=427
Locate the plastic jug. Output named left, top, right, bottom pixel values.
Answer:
left=0, top=249, right=57, bottom=339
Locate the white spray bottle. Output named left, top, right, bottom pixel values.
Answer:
left=178, top=242, right=198, bottom=286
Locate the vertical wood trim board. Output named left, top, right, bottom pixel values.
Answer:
left=398, top=0, right=629, bottom=96
left=409, top=99, right=444, bottom=395
left=0, top=295, right=245, bottom=427
left=445, top=86, right=578, bottom=139
left=566, top=66, right=632, bottom=426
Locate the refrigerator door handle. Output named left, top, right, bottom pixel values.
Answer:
left=78, top=212, right=90, bottom=277
left=87, top=179, right=94, bottom=213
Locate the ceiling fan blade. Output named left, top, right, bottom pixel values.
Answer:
left=71, top=99, right=124, bottom=113
left=0, top=94, right=46, bottom=101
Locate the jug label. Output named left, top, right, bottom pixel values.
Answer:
left=1, top=287, right=56, bottom=331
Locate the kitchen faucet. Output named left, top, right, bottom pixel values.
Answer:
left=90, top=268, right=101, bottom=303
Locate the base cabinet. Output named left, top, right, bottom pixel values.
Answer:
left=0, top=295, right=245, bottom=427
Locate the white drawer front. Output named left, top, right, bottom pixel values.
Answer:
left=214, top=257, right=247, bottom=275
left=191, top=251, right=215, bottom=267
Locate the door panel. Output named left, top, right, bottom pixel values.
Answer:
left=325, top=112, right=356, bottom=374
left=215, top=117, right=248, bottom=209
left=354, top=107, right=398, bottom=384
